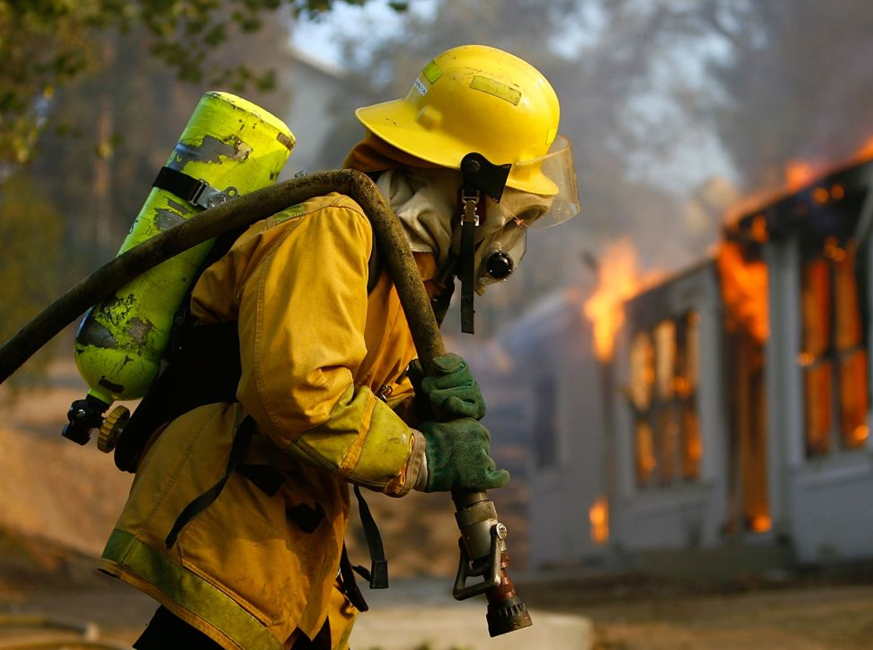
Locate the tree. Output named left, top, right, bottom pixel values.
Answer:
left=27, top=16, right=297, bottom=274
left=0, top=0, right=398, bottom=168
left=0, top=178, right=63, bottom=389
left=703, top=0, right=873, bottom=191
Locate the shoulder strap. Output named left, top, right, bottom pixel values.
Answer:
left=353, top=485, right=389, bottom=589
left=165, top=415, right=256, bottom=548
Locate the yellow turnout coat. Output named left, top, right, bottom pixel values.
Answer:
left=101, top=192, right=434, bottom=650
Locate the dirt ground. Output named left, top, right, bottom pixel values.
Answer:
left=3, top=568, right=873, bottom=649
left=522, top=572, right=873, bottom=650
left=4, top=361, right=873, bottom=649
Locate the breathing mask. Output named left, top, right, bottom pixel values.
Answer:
left=475, top=195, right=553, bottom=290
left=453, top=135, right=581, bottom=332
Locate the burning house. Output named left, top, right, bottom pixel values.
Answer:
left=497, top=151, right=873, bottom=572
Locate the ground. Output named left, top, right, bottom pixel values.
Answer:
left=3, top=565, right=873, bottom=649
left=3, top=360, right=873, bottom=649
left=522, top=570, right=873, bottom=650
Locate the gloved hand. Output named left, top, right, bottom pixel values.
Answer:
left=418, top=417, right=510, bottom=493
left=412, top=353, right=487, bottom=421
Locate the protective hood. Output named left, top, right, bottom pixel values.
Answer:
left=377, top=167, right=460, bottom=270
left=344, top=131, right=440, bottom=173
left=346, top=132, right=459, bottom=271
left=345, top=132, right=553, bottom=293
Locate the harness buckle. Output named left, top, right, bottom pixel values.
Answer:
left=461, top=190, right=480, bottom=226
left=190, top=181, right=237, bottom=210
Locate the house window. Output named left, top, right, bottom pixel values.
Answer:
left=533, top=374, right=558, bottom=469
left=800, top=238, right=869, bottom=457
left=629, top=312, right=703, bottom=487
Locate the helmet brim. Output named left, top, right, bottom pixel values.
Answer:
left=356, top=100, right=560, bottom=196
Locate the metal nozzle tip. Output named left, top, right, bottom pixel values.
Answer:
left=486, top=600, right=533, bottom=637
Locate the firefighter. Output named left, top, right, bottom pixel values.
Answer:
left=101, top=44, right=580, bottom=650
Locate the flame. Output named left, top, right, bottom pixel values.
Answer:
left=785, top=159, right=816, bottom=192
left=783, top=133, right=873, bottom=195
left=723, top=134, right=873, bottom=226
left=850, top=424, right=869, bottom=446
left=852, top=133, right=873, bottom=164
left=750, top=515, right=772, bottom=533
left=717, top=241, right=769, bottom=342
left=589, top=496, right=609, bottom=546
left=583, top=238, right=664, bottom=361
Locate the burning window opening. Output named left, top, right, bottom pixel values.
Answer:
left=724, top=327, right=770, bottom=536
left=717, top=239, right=769, bottom=344
left=631, top=312, right=702, bottom=488
left=589, top=495, right=609, bottom=546
left=800, top=242, right=869, bottom=457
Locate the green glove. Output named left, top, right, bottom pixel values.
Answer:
left=418, top=353, right=487, bottom=420
left=419, top=417, right=510, bottom=493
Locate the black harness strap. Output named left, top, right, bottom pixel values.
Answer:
left=153, top=166, right=232, bottom=210
left=154, top=166, right=206, bottom=203
left=353, top=485, right=389, bottom=589
left=457, top=153, right=510, bottom=335
left=165, top=415, right=256, bottom=549
left=431, top=259, right=457, bottom=327
left=114, top=320, right=242, bottom=473
left=459, top=195, right=479, bottom=334
left=338, top=545, right=370, bottom=612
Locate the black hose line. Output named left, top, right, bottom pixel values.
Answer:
left=0, top=168, right=527, bottom=634
left=0, top=169, right=444, bottom=385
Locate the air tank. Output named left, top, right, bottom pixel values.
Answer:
left=64, top=92, right=294, bottom=445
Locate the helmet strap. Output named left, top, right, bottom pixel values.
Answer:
left=457, top=153, right=511, bottom=334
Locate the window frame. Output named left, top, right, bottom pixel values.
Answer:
left=799, top=236, right=870, bottom=459
left=628, top=311, right=703, bottom=489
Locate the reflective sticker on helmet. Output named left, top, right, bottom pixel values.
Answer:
left=413, top=78, right=428, bottom=96
left=422, top=60, right=443, bottom=84
left=470, top=76, right=521, bottom=106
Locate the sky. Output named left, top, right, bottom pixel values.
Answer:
left=291, top=0, right=438, bottom=69
left=290, top=0, right=736, bottom=200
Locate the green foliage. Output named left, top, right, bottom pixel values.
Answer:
left=26, top=17, right=296, bottom=275
left=0, top=176, right=63, bottom=385
left=0, top=0, right=395, bottom=168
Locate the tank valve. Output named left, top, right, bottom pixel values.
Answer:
left=98, top=405, right=131, bottom=453
left=61, top=394, right=110, bottom=445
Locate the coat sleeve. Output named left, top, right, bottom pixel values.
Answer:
left=233, top=197, right=425, bottom=496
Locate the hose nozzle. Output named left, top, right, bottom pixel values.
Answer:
left=451, top=490, right=533, bottom=637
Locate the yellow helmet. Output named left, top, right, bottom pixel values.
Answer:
left=355, top=44, right=565, bottom=197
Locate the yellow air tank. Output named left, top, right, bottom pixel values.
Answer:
left=64, top=92, right=294, bottom=446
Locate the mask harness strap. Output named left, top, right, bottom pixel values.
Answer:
left=458, top=154, right=511, bottom=334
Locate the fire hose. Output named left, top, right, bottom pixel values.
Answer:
left=0, top=169, right=531, bottom=637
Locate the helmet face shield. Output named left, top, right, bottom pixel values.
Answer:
left=474, top=137, right=579, bottom=292
left=512, top=135, right=580, bottom=228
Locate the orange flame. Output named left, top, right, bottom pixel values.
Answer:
left=785, top=159, right=816, bottom=192
left=583, top=239, right=664, bottom=361
left=750, top=515, right=772, bottom=533
left=855, top=134, right=873, bottom=162
left=589, top=496, right=609, bottom=546
left=717, top=241, right=769, bottom=342
left=724, top=134, right=873, bottom=226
